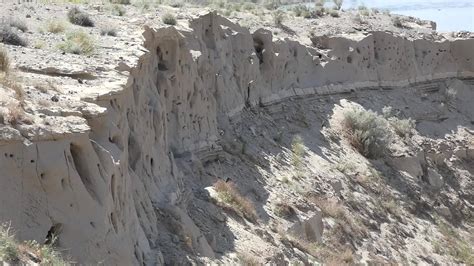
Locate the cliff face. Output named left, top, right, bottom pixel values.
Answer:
left=0, top=13, right=473, bottom=264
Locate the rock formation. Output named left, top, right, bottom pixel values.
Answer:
left=0, top=11, right=473, bottom=264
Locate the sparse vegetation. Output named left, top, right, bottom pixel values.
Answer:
left=382, top=106, right=415, bottom=137
left=0, top=47, right=10, bottom=73
left=0, top=26, right=28, bottom=47
left=162, top=13, right=177, bottom=25
left=0, top=224, right=67, bottom=264
left=342, top=106, right=391, bottom=158
left=47, top=20, right=67, bottom=34
left=100, top=25, right=117, bottom=36
left=291, top=135, right=305, bottom=173
left=67, top=7, right=94, bottom=27
left=272, top=10, right=284, bottom=26
left=58, top=30, right=95, bottom=55
left=214, top=180, right=257, bottom=222
left=436, top=219, right=474, bottom=264
left=111, top=4, right=126, bottom=16
left=329, top=9, right=339, bottom=17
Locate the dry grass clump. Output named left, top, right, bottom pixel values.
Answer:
left=0, top=224, right=67, bottom=265
left=0, top=47, right=10, bottom=73
left=342, top=106, right=391, bottom=158
left=47, top=20, right=67, bottom=34
left=214, top=180, right=257, bottom=222
left=67, top=7, right=94, bottom=27
left=291, top=135, right=305, bottom=171
left=58, top=30, right=95, bottom=55
left=0, top=26, right=28, bottom=47
left=162, top=13, right=177, bottom=25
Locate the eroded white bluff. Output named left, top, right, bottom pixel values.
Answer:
left=0, top=13, right=473, bottom=264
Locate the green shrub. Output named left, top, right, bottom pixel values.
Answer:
left=58, top=30, right=95, bottom=55
left=162, top=13, right=177, bottom=25
left=342, top=106, right=390, bottom=158
left=67, top=7, right=94, bottom=27
left=382, top=106, right=415, bottom=137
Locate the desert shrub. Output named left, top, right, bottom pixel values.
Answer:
left=329, top=9, right=339, bottom=17
left=214, top=180, right=257, bottom=222
left=389, top=117, right=415, bottom=137
left=0, top=225, right=18, bottom=263
left=162, top=13, right=177, bottom=25
left=109, top=0, right=130, bottom=4
left=46, top=20, right=67, bottom=33
left=0, top=47, right=10, bottom=73
left=382, top=106, right=415, bottom=137
left=8, top=18, right=28, bottom=32
left=0, top=224, right=67, bottom=264
left=272, top=10, right=284, bottom=26
left=342, top=106, right=390, bottom=158
left=332, top=0, right=343, bottom=10
left=0, top=26, right=27, bottom=47
left=67, top=7, right=94, bottom=27
left=313, top=6, right=325, bottom=17
left=111, top=4, right=126, bottom=16
left=293, top=5, right=307, bottom=17
left=315, top=0, right=324, bottom=7
left=58, top=30, right=95, bottom=55
left=291, top=135, right=305, bottom=170
left=100, top=25, right=117, bottom=36
left=392, top=16, right=403, bottom=27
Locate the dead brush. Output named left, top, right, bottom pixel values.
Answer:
left=214, top=180, right=258, bottom=222
left=5, top=102, right=32, bottom=126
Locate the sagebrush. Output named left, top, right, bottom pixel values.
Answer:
left=214, top=180, right=257, bottom=222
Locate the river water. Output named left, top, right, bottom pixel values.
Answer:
left=341, top=0, right=474, bottom=32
